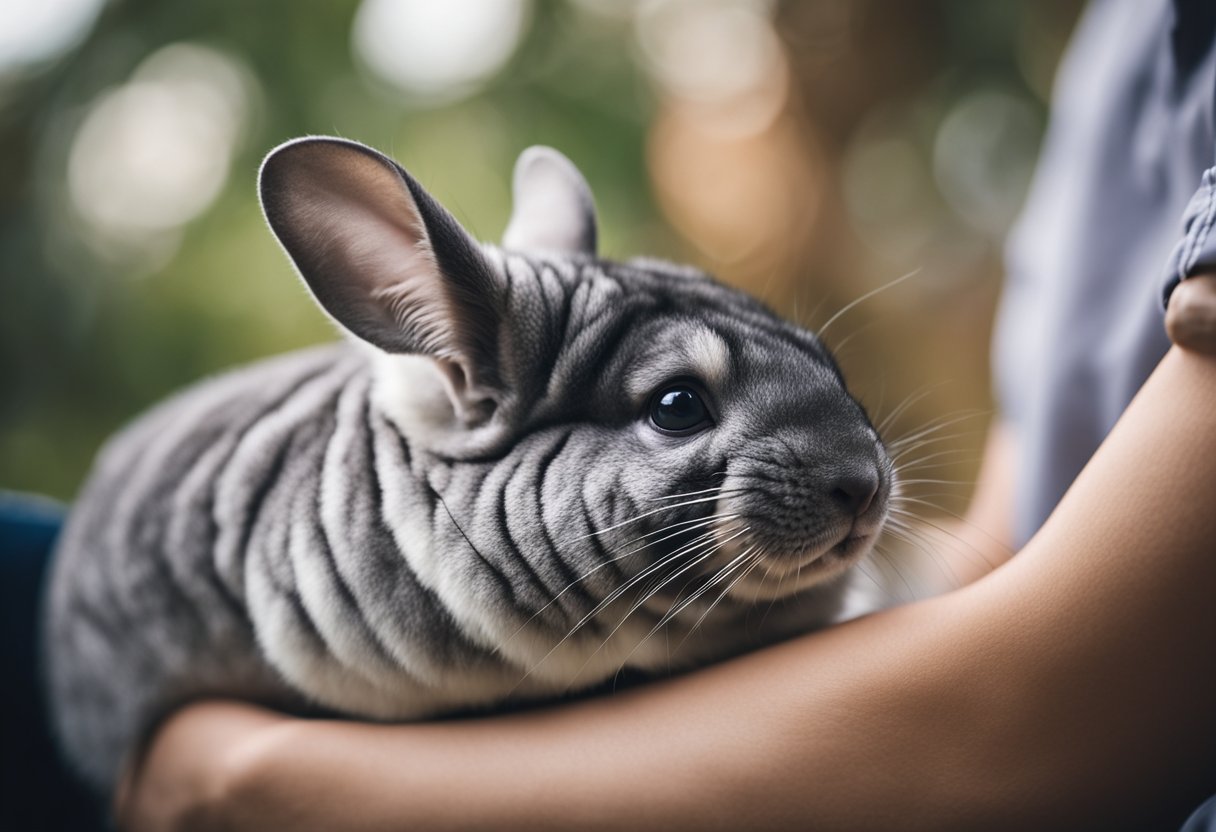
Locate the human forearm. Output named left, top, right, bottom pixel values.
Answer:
left=129, top=349, right=1216, bottom=831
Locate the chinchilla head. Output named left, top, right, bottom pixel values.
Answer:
left=259, top=137, right=891, bottom=671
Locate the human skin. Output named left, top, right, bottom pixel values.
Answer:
left=1167, top=274, right=1216, bottom=353
left=115, top=337, right=1216, bottom=831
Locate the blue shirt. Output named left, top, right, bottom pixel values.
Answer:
left=996, top=0, right=1216, bottom=545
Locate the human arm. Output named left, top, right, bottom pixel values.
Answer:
left=119, top=345, right=1216, bottom=831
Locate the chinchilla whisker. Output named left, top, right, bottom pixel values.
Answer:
left=886, top=508, right=937, bottom=529
left=891, top=446, right=977, bottom=469
left=889, top=477, right=975, bottom=488
left=505, top=535, right=700, bottom=647
left=889, top=404, right=981, bottom=434
left=883, top=515, right=992, bottom=582
left=649, top=542, right=755, bottom=634
left=675, top=558, right=762, bottom=655
left=508, top=520, right=732, bottom=651
left=651, top=545, right=757, bottom=642
left=889, top=439, right=944, bottom=461
left=885, top=515, right=948, bottom=549
left=895, top=404, right=989, bottom=435
left=644, top=481, right=736, bottom=502
left=731, top=453, right=794, bottom=472
left=544, top=519, right=728, bottom=605
left=688, top=551, right=765, bottom=641
left=789, top=546, right=803, bottom=601
left=884, top=512, right=927, bottom=529
left=613, top=526, right=737, bottom=613
left=620, top=525, right=752, bottom=627
left=889, top=432, right=978, bottom=463
left=888, top=494, right=963, bottom=515
left=608, top=511, right=739, bottom=555
left=875, top=381, right=953, bottom=435
left=531, top=512, right=742, bottom=613
left=895, top=491, right=969, bottom=504
left=877, top=526, right=958, bottom=590
left=555, top=529, right=752, bottom=687
left=817, top=267, right=922, bottom=340
left=888, top=509, right=1010, bottom=568
left=853, top=554, right=887, bottom=595
left=753, top=553, right=792, bottom=629
left=886, top=518, right=943, bottom=546
left=630, top=534, right=720, bottom=608
left=888, top=412, right=989, bottom=452
left=580, top=544, right=728, bottom=676
left=511, top=541, right=726, bottom=693
left=890, top=430, right=983, bottom=456
left=636, top=518, right=749, bottom=613
left=653, top=539, right=742, bottom=615
left=789, top=290, right=828, bottom=332
left=547, top=526, right=741, bottom=652
left=828, top=320, right=877, bottom=360
left=512, top=523, right=731, bottom=643
left=872, top=543, right=930, bottom=602
left=864, top=541, right=920, bottom=600
left=612, top=545, right=755, bottom=674
left=888, top=414, right=987, bottom=450
left=892, top=459, right=979, bottom=485
left=890, top=438, right=985, bottom=470
left=885, top=517, right=952, bottom=548
left=564, top=492, right=738, bottom=542
left=892, top=495, right=962, bottom=514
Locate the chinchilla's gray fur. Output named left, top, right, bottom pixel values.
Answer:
left=44, top=138, right=892, bottom=794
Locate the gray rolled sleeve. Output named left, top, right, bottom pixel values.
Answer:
left=1163, top=167, right=1216, bottom=306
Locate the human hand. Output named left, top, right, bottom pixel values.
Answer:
left=113, top=701, right=288, bottom=832
left=1165, top=273, right=1216, bottom=353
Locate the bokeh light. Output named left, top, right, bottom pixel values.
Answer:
left=842, top=130, right=936, bottom=264
left=0, top=0, right=1084, bottom=509
left=638, top=0, right=805, bottom=279
left=634, top=0, right=787, bottom=138
left=0, top=0, right=105, bottom=72
left=352, top=0, right=531, bottom=100
left=933, top=88, right=1041, bottom=238
left=67, top=43, right=254, bottom=262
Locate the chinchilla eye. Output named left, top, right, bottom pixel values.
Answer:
left=650, top=386, right=709, bottom=433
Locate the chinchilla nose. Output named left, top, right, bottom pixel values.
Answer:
left=829, top=466, right=879, bottom=517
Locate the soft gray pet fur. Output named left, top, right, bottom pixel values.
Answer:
left=44, top=137, right=893, bottom=794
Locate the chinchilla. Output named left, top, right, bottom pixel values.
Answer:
left=44, top=137, right=892, bottom=795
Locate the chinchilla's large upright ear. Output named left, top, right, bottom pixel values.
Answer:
left=502, top=146, right=597, bottom=255
left=260, top=137, right=504, bottom=422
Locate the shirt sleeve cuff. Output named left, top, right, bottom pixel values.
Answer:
left=1163, top=166, right=1216, bottom=308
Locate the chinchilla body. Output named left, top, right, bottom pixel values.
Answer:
left=45, top=138, right=893, bottom=794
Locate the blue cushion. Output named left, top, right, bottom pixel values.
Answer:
left=0, top=492, right=102, bottom=830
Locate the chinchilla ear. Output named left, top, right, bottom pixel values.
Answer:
left=502, top=146, right=597, bottom=255
left=260, top=136, right=505, bottom=420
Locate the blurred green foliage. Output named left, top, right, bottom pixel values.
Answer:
left=1, top=0, right=665, bottom=497
left=0, top=0, right=1080, bottom=500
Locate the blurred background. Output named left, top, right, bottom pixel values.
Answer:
left=0, top=0, right=1082, bottom=510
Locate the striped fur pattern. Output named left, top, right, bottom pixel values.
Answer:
left=45, top=138, right=892, bottom=794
